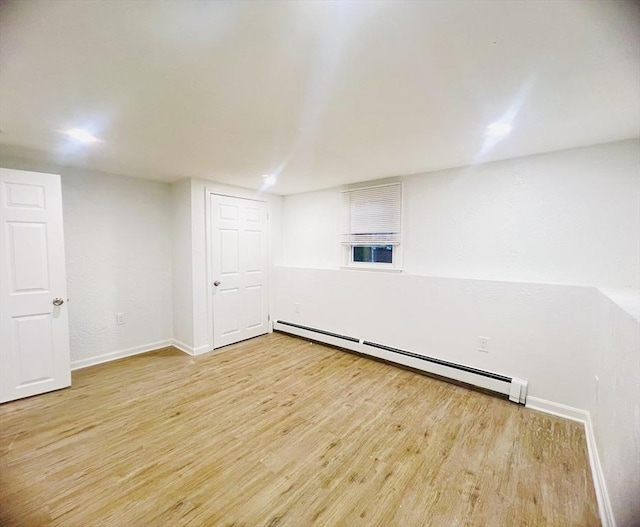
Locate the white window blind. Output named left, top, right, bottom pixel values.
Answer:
left=341, top=183, right=402, bottom=246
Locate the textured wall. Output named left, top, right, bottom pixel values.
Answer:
left=171, top=178, right=194, bottom=349
left=591, top=292, right=640, bottom=527
left=281, top=187, right=341, bottom=268
left=61, top=169, right=173, bottom=364
left=403, top=139, right=640, bottom=287
left=282, top=139, right=640, bottom=288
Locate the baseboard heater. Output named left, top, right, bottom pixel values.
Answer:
left=273, top=320, right=527, bottom=404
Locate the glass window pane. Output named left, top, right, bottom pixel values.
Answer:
left=352, top=245, right=393, bottom=263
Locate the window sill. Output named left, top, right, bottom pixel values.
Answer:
left=339, top=265, right=403, bottom=273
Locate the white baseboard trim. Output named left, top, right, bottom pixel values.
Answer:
left=193, top=344, right=212, bottom=356
left=171, top=340, right=211, bottom=356
left=583, top=412, right=616, bottom=527
left=71, top=339, right=213, bottom=369
left=71, top=339, right=173, bottom=371
left=525, top=397, right=615, bottom=527
left=525, top=396, right=589, bottom=423
left=171, top=339, right=195, bottom=356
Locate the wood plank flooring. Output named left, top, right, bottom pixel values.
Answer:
left=0, top=332, right=599, bottom=526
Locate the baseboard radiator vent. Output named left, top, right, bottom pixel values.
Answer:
left=274, top=320, right=528, bottom=404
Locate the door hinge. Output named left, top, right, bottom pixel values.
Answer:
left=268, top=314, right=271, bottom=321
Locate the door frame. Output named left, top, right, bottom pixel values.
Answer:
left=205, top=188, right=270, bottom=351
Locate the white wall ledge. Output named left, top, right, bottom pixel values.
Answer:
left=598, top=287, right=640, bottom=323
left=276, top=264, right=639, bottom=292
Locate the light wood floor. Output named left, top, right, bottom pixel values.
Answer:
left=0, top=332, right=599, bottom=526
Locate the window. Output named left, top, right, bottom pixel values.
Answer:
left=341, top=182, right=402, bottom=269
left=352, top=245, right=393, bottom=263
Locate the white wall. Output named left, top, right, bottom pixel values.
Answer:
left=591, top=291, right=640, bottom=527
left=171, top=178, right=194, bottom=350
left=283, top=139, right=640, bottom=287
left=61, top=169, right=173, bottom=365
left=403, top=140, right=640, bottom=287
left=281, top=188, right=341, bottom=268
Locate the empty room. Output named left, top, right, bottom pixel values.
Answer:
left=0, top=1, right=638, bottom=526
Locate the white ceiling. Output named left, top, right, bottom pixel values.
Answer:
left=1, top=0, right=638, bottom=195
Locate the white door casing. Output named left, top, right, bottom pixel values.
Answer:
left=0, top=168, right=71, bottom=403
left=210, top=194, right=268, bottom=349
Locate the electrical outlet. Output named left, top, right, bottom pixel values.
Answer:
left=478, top=336, right=489, bottom=353
left=116, top=313, right=125, bottom=325
left=294, top=303, right=301, bottom=313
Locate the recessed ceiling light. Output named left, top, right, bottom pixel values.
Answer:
left=62, top=128, right=101, bottom=143
left=262, top=174, right=276, bottom=185
left=485, top=122, right=512, bottom=138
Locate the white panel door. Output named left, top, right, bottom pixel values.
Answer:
left=0, top=168, right=71, bottom=403
left=211, top=194, right=268, bottom=348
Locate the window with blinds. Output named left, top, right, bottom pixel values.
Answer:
left=341, top=183, right=402, bottom=267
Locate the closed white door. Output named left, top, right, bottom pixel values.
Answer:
left=0, top=168, right=71, bottom=403
left=211, top=194, right=268, bottom=348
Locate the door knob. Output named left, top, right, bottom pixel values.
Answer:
left=53, top=297, right=64, bottom=306
left=213, top=281, right=221, bottom=287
